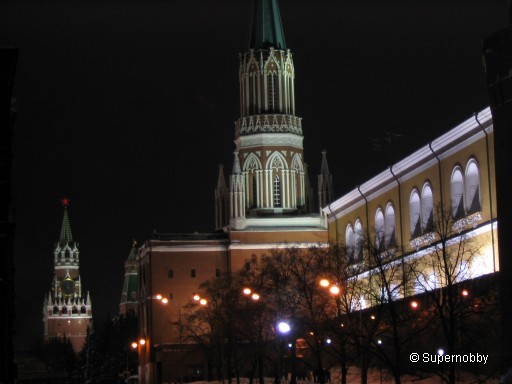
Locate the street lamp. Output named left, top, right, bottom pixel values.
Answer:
left=277, top=321, right=291, bottom=334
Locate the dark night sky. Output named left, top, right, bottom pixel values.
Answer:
left=1, top=0, right=508, bottom=348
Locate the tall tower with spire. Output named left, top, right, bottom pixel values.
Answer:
left=42, top=200, right=92, bottom=353
left=226, top=0, right=330, bottom=230
left=231, top=0, right=301, bottom=220
left=119, top=241, right=139, bottom=316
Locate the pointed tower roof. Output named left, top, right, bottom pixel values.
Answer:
left=217, top=164, right=227, bottom=189
left=232, top=152, right=241, bottom=175
left=128, top=240, right=138, bottom=261
left=320, top=150, right=330, bottom=175
left=59, top=198, right=73, bottom=244
left=247, top=0, right=286, bottom=51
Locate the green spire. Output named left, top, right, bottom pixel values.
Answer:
left=59, top=199, right=73, bottom=244
left=247, top=0, right=286, bottom=51
left=128, top=240, right=137, bottom=261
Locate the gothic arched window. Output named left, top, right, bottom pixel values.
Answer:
left=375, top=208, right=385, bottom=250
left=354, top=220, right=364, bottom=260
left=268, top=71, right=278, bottom=112
left=273, top=175, right=281, bottom=207
left=465, top=159, right=481, bottom=214
left=451, top=167, right=465, bottom=219
left=410, top=189, right=421, bottom=238
left=385, top=203, right=396, bottom=248
left=346, top=224, right=355, bottom=260
left=421, top=183, right=434, bottom=231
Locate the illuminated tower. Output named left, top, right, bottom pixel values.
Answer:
left=229, top=0, right=311, bottom=229
left=119, top=241, right=139, bottom=316
left=42, top=199, right=92, bottom=353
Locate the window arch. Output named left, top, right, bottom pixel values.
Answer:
left=375, top=208, right=385, bottom=250
left=385, top=203, right=396, bottom=248
left=465, top=159, right=481, bottom=214
left=345, top=224, right=355, bottom=260
left=267, top=71, right=278, bottom=112
left=354, top=220, right=364, bottom=260
left=273, top=175, right=281, bottom=207
left=410, top=190, right=421, bottom=238
left=451, top=167, right=465, bottom=219
left=421, top=183, right=434, bottom=231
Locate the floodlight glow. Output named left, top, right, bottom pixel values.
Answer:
left=410, top=300, right=418, bottom=309
left=319, top=279, right=330, bottom=287
left=251, top=293, right=260, bottom=301
left=161, top=298, right=169, bottom=304
left=326, top=338, right=332, bottom=344
left=139, top=338, right=146, bottom=346
left=461, top=289, right=469, bottom=297
left=243, top=288, right=252, bottom=295
left=277, top=321, right=291, bottom=334
left=438, top=349, right=444, bottom=356
left=377, top=339, right=382, bottom=345
left=131, top=342, right=138, bottom=349
left=156, top=294, right=163, bottom=300
left=193, top=294, right=200, bottom=301
left=199, top=298, right=207, bottom=305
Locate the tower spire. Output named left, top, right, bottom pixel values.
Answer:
left=59, top=198, right=73, bottom=244
left=215, top=164, right=229, bottom=230
left=318, top=150, right=333, bottom=210
left=247, top=0, right=286, bottom=51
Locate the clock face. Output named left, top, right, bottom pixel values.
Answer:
left=61, top=278, right=75, bottom=296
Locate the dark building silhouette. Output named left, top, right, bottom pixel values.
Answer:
left=0, top=47, right=19, bottom=384
left=483, top=23, right=512, bottom=370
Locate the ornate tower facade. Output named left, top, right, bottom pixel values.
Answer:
left=119, top=241, right=139, bottom=316
left=229, top=0, right=310, bottom=229
left=42, top=200, right=92, bottom=353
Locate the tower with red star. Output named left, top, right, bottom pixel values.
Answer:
left=42, top=200, right=92, bottom=353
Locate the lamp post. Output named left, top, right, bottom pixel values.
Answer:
left=319, top=278, right=348, bottom=384
left=277, top=320, right=298, bottom=384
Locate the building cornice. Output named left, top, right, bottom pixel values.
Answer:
left=325, top=107, right=493, bottom=221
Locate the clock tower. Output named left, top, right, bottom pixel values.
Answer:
left=42, top=199, right=92, bottom=353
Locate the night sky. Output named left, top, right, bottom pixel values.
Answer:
left=2, top=0, right=508, bottom=348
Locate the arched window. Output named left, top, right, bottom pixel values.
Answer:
left=465, top=160, right=481, bottom=214
left=81, top=306, right=87, bottom=314
left=53, top=306, right=59, bottom=315
left=273, top=175, right=281, bottom=207
left=61, top=306, right=68, bottom=314
left=410, top=190, right=421, bottom=238
left=385, top=203, right=396, bottom=248
left=72, top=306, right=78, bottom=314
left=375, top=209, right=385, bottom=250
left=268, top=71, right=278, bottom=112
left=354, top=220, right=364, bottom=260
left=345, top=224, right=355, bottom=260
left=421, top=183, right=434, bottom=231
left=451, top=167, right=465, bottom=219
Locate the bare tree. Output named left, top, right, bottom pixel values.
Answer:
left=410, top=204, right=489, bottom=384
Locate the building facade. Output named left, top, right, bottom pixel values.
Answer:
left=42, top=200, right=92, bottom=353
left=323, top=107, right=498, bottom=303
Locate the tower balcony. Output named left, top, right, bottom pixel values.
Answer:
left=235, top=114, right=302, bottom=138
